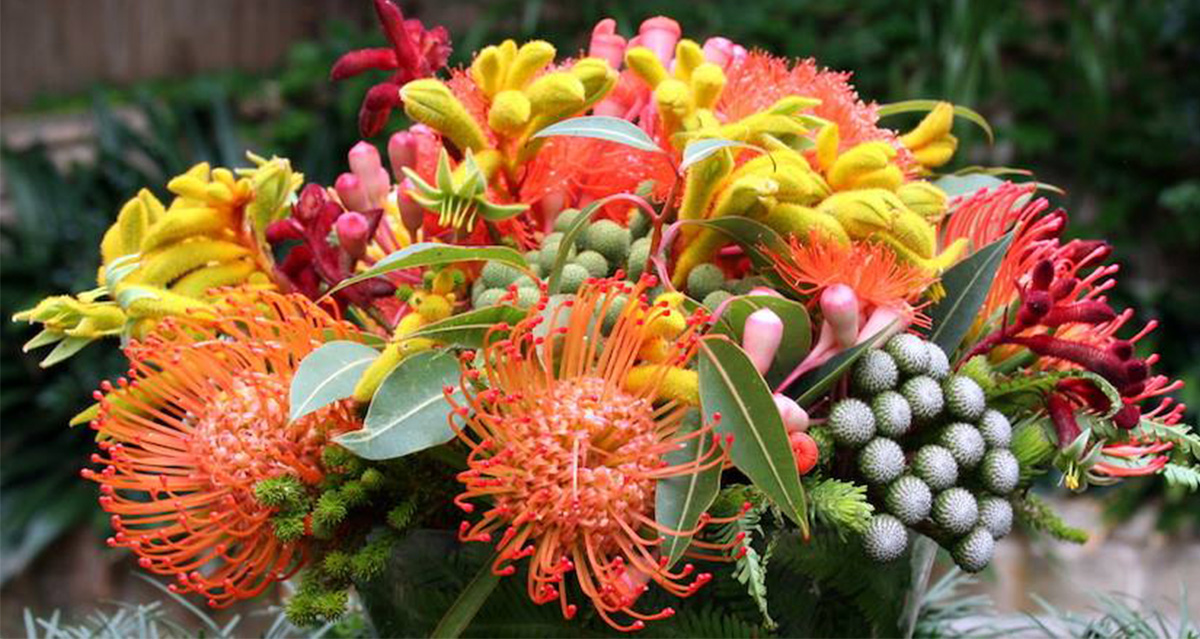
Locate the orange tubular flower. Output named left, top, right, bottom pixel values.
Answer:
left=768, top=232, right=935, bottom=314
left=445, top=276, right=741, bottom=632
left=81, top=290, right=363, bottom=607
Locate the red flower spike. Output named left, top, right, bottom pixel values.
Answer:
left=331, top=0, right=451, bottom=137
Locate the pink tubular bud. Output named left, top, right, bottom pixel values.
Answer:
left=362, top=167, right=392, bottom=209
left=336, top=212, right=371, bottom=259
left=637, top=16, right=681, bottom=65
left=348, top=141, right=383, bottom=176
left=398, top=180, right=426, bottom=234
left=821, top=284, right=860, bottom=349
left=742, top=308, right=784, bottom=375
left=856, top=306, right=909, bottom=346
left=773, top=394, right=809, bottom=433
left=388, top=131, right=419, bottom=181
left=588, top=18, right=627, bottom=68
left=335, top=173, right=370, bottom=212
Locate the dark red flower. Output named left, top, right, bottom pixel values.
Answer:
left=331, top=0, right=451, bottom=137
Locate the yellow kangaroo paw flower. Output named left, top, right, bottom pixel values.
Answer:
left=762, top=203, right=851, bottom=245
left=913, top=135, right=958, bottom=169
left=625, top=46, right=669, bottom=88
left=140, top=207, right=235, bottom=252
left=897, top=181, right=949, bottom=222
left=899, top=101, right=955, bottom=149
left=816, top=124, right=840, bottom=171
left=673, top=39, right=705, bottom=82
left=168, top=258, right=258, bottom=297
left=470, top=44, right=506, bottom=97
left=401, top=79, right=489, bottom=152
left=137, top=239, right=250, bottom=287
left=505, top=40, right=556, bottom=91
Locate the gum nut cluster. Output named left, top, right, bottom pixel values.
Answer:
left=472, top=208, right=646, bottom=310
left=828, top=333, right=1019, bottom=572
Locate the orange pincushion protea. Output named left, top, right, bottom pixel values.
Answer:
left=81, top=289, right=363, bottom=607
left=445, top=276, right=741, bottom=631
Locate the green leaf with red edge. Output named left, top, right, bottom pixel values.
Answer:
left=697, top=337, right=808, bottom=534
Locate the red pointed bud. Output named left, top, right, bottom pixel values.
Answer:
left=789, top=431, right=819, bottom=475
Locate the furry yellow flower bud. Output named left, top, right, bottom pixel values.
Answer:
left=570, top=58, right=617, bottom=109
left=690, top=63, right=726, bottom=110
left=625, top=46, right=669, bottom=88
left=654, top=79, right=693, bottom=137
left=488, top=89, right=532, bottom=136
left=505, top=40, right=556, bottom=90
left=526, top=72, right=586, bottom=131
left=470, top=45, right=506, bottom=97
left=625, top=365, right=699, bottom=406
left=401, top=79, right=489, bottom=152
left=897, top=181, right=949, bottom=222
left=673, top=39, right=705, bottom=82
left=761, top=203, right=851, bottom=245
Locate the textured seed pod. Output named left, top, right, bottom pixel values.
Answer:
left=584, top=219, right=632, bottom=264
left=863, top=514, right=909, bottom=563
left=559, top=263, right=590, bottom=294
left=885, top=475, right=932, bottom=525
left=858, top=438, right=906, bottom=484
left=481, top=261, right=522, bottom=288
left=939, top=422, right=986, bottom=470
left=901, top=375, right=944, bottom=423
left=977, top=409, right=1013, bottom=449
left=574, top=250, right=610, bottom=278
left=913, top=445, right=959, bottom=491
left=978, top=496, right=1013, bottom=539
left=952, top=526, right=995, bottom=573
left=885, top=333, right=930, bottom=376
left=925, top=342, right=951, bottom=380
left=943, top=374, right=986, bottom=421
left=933, top=487, right=978, bottom=536
left=980, top=448, right=1020, bottom=495
left=626, top=237, right=651, bottom=279
left=852, top=349, right=899, bottom=396
left=872, top=390, right=913, bottom=438
left=553, top=208, right=584, bottom=232
left=702, top=290, right=732, bottom=310
left=686, top=263, right=725, bottom=301
left=827, top=398, right=876, bottom=448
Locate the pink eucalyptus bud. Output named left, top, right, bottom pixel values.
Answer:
left=636, top=16, right=681, bottom=65
left=821, top=284, right=860, bottom=349
left=387, top=131, right=419, bottom=182
left=335, top=211, right=371, bottom=259
left=398, top=180, right=426, bottom=234
left=773, top=394, right=809, bottom=433
left=742, top=308, right=784, bottom=375
left=702, top=36, right=747, bottom=69
left=348, top=141, right=383, bottom=176
left=335, top=173, right=370, bottom=212
left=588, top=18, right=627, bottom=68
left=856, top=306, right=909, bottom=346
left=362, top=167, right=392, bottom=209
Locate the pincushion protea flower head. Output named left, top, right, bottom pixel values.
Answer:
left=81, top=289, right=363, bottom=607
left=446, top=275, right=743, bottom=631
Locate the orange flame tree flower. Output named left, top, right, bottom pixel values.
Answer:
left=445, top=276, right=742, bottom=632
left=81, top=290, right=363, bottom=607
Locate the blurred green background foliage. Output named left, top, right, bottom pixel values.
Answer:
left=2, top=0, right=1197, bottom=612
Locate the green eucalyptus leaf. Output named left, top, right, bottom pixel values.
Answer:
left=546, top=198, right=605, bottom=295
left=334, top=350, right=462, bottom=461
left=698, top=337, right=808, bottom=534
left=288, top=340, right=379, bottom=422
left=327, top=243, right=529, bottom=295
left=406, top=305, right=527, bottom=348
left=532, top=116, right=662, bottom=153
left=932, top=173, right=1006, bottom=199
left=712, top=295, right=812, bottom=386
left=683, top=217, right=790, bottom=276
left=657, top=412, right=724, bottom=568
left=927, top=232, right=1014, bottom=359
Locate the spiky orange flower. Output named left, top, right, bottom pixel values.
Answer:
left=445, top=276, right=741, bottom=631
left=81, top=289, right=363, bottom=607
left=768, top=233, right=935, bottom=312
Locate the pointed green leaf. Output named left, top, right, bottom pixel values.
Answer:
left=546, top=199, right=604, bottom=294
left=789, top=320, right=897, bottom=407
left=680, top=138, right=762, bottom=172
left=927, top=232, right=1014, bottom=358
left=406, top=305, right=527, bottom=348
left=39, top=336, right=92, bottom=368
left=429, top=549, right=503, bottom=638
left=334, top=350, right=462, bottom=460
left=697, top=337, right=808, bottom=534
left=327, top=243, right=529, bottom=295
left=683, top=217, right=790, bottom=276
left=288, top=340, right=379, bottom=421
left=711, top=295, right=812, bottom=386
left=532, top=116, right=662, bottom=153
left=657, top=412, right=724, bottom=567
left=932, top=173, right=1006, bottom=199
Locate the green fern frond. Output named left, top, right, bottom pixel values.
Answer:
left=1162, top=464, right=1200, bottom=492
left=1133, top=420, right=1200, bottom=458
left=805, top=477, right=873, bottom=537
left=1013, top=493, right=1088, bottom=543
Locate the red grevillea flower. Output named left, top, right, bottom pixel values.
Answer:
left=331, top=0, right=451, bottom=137
left=81, top=290, right=363, bottom=607
left=445, top=276, right=742, bottom=631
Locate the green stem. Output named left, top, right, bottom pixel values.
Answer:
left=429, top=549, right=503, bottom=638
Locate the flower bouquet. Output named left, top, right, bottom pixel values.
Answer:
left=15, top=1, right=1198, bottom=636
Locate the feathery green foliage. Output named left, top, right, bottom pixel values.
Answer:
left=1013, top=493, right=1089, bottom=544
